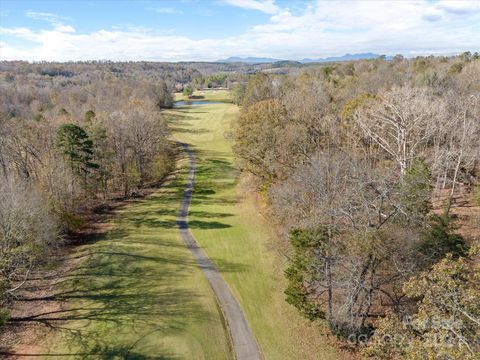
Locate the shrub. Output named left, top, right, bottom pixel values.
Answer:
left=0, top=180, right=60, bottom=302
left=0, top=308, right=9, bottom=327
left=400, top=160, right=432, bottom=223
left=417, top=213, right=468, bottom=263
left=285, top=228, right=328, bottom=321
left=182, top=85, right=193, bottom=97
left=472, top=184, right=480, bottom=206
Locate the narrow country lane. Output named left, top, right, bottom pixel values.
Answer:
left=177, top=142, right=262, bottom=360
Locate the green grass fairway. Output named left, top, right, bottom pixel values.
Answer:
left=39, top=162, right=231, bottom=359
left=168, top=92, right=340, bottom=360
left=175, top=89, right=232, bottom=103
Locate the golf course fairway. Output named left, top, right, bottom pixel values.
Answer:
left=167, top=90, right=339, bottom=359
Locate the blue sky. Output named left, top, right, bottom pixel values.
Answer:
left=1, top=0, right=479, bottom=61
left=0, top=1, right=276, bottom=39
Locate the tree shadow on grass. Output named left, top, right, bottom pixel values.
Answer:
left=8, top=237, right=244, bottom=357
left=169, top=126, right=209, bottom=134
left=8, top=241, right=215, bottom=359
left=130, top=217, right=231, bottom=230
left=209, top=258, right=248, bottom=274
left=189, top=196, right=238, bottom=206
left=3, top=340, right=181, bottom=359
left=189, top=211, right=233, bottom=219
left=168, top=108, right=209, bottom=114
left=188, top=220, right=231, bottom=229
left=194, top=188, right=216, bottom=195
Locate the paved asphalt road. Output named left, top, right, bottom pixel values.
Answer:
left=177, top=142, right=262, bottom=360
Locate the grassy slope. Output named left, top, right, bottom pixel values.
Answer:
left=41, top=161, right=231, bottom=359
left=169, top=92, right=340, bottom=360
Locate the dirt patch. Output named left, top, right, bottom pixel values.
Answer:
left=0, top=246, right=84, bottom=358
left=432, top=188, right=480, bottom=243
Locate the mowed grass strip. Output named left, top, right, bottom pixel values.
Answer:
left=40, top=160, right=231, bottom=359
left=168, top=92, right=340, bottom=359
left=175, top=89, right=232, bottom=103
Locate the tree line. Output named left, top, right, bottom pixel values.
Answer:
left=0, top=63, right=179, bottom=322
left=232, top=53, right=480, bottom=358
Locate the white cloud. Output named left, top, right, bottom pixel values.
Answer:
left=149, top=7, right=183, bottom=14
left=437, top=0, right=480, bottom=14
left=25, top=11, right=68, bottom=24
left=223, top=0, right=279, bottom=14
left=0, top=26, right=223, bottom=61
left=24, top=11, right=75, bottom=33
left=0, top=27, right=39, bottom=42
left=1, top=1, right=479, bottom=61
left=53, top=24, right=76, bottom=33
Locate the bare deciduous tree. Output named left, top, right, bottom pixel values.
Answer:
left=354, top=86, right=443, bottom=180
left=0, top=180, right=60, bottom=301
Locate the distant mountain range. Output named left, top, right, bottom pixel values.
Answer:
left=301, top=53, right=393, bottom=63
left=217, top=53, right=392, bottom=64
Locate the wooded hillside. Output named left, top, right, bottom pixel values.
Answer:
left=232, top=53, right=480, bottom=358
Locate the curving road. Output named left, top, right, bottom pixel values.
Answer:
left=176, top=142, right=262, bottom=360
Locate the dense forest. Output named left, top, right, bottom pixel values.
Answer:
left=232, top=53, right=480, bottom=358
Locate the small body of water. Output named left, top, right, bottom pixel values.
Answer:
left=175, top=100, right=224, bottom=107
